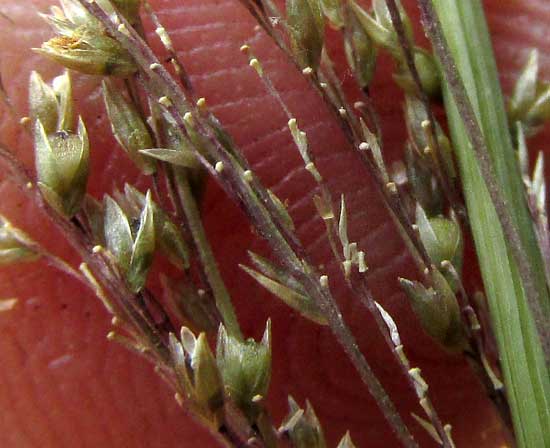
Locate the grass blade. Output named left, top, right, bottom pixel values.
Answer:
left=421, top=1, right=550, bottom=446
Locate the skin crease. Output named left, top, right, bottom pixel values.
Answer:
left=0, top=0, right=549, bottom=446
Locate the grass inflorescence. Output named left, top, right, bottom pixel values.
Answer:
left=1, top=0, right=549, bottom=446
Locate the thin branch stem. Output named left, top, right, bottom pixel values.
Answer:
left=143, top=0, right=193, bottom=93
left=173, top=169, right=242, bottom=339
left=32, top=244, right=84, bottom=282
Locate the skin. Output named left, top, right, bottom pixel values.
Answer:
left=0, top=0, right=548, bottom=446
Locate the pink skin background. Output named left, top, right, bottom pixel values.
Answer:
left=0, top=0, right=549, bottom=446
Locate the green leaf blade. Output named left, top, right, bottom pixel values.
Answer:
left=431, top=1, right=550, bottom=445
